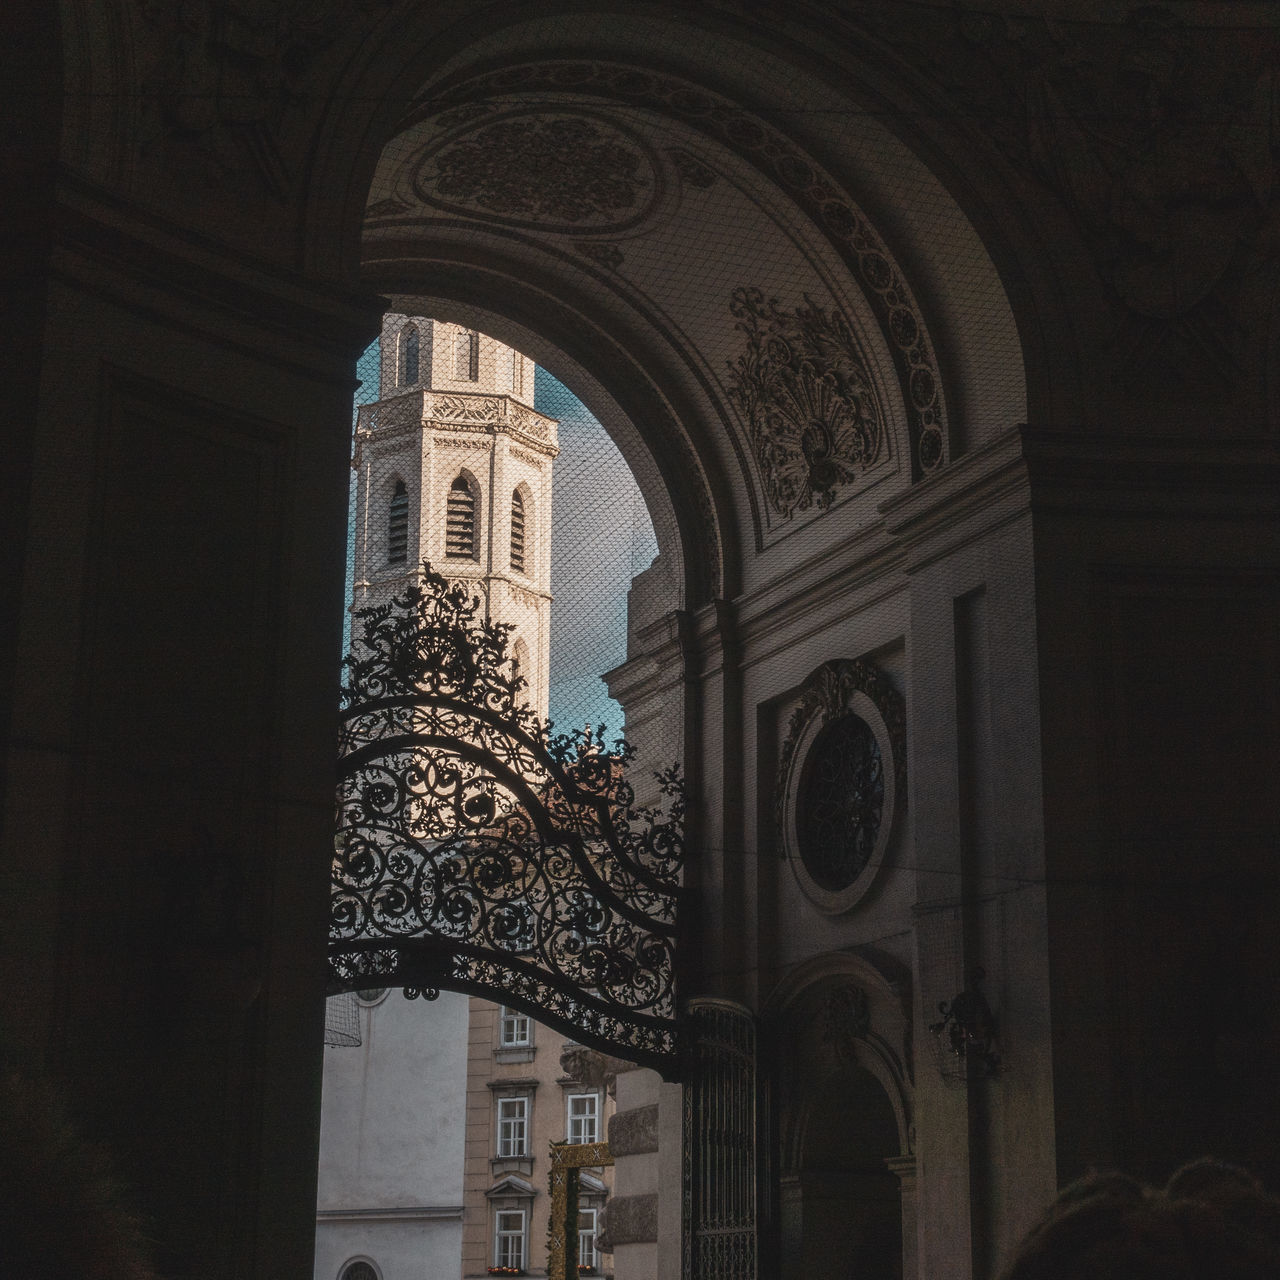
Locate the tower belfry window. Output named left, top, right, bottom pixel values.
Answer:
left=455, top=328, right=479, bottom=380
left=446, top=476, right=477, bottom=560
left=400, top=324, right=419, bottom=386
left=510, top=489, right=526, bottom=574
left=387, top=481, right=409, bottom=564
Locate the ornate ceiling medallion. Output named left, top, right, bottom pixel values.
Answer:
left=727, top=288, right=887, bottom=519
left=777, top=660, right=905, bottom=915
left=413, top=111, right=660, bottom=233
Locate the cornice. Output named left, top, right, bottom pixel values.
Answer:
left=735, top=521, right=904, bottom=653
left=878, top=423, right=1031, bottom=552
left=601, top=613, right=687, bottom=707
left=315, top=1205, right=463, bottom=1223
left=486, top=1077, right=539, bottom=1091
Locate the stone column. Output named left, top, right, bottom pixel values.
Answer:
left=0, top=179, right=383, bottom=1280
left=598, top=1063, right=662, bottom=1280
left=886, top=1155, right=919, bottom=1280
left=777, top=1174, right=804, bottom=1280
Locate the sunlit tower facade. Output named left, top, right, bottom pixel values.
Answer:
left=350, top=314, right=559, bottom=717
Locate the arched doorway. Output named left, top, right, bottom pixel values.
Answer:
left=781, top=1065, right=902, bottom=1280
left=22, top=11, right=1036, bottom=1280
left=767, top=959, right=915, bottom=1280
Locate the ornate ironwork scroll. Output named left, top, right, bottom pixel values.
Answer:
left=548, top=1141, right=613, bottom=1280
left=329, top=566, right=685, bottom=1074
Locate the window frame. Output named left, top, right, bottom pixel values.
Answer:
left=578, top=1207, right=598, bottom=1273
left=455, top=327, right=479, bottom=381
left=400, top=323, right=419, bottom=386
left=499, top=1006, right=531, bottom=1047
left=494, top=1208, right=527, bottom=1271
left=566, top=1091, right=599, bottom=1145
left=497, top=1094, right=529, bottom=1158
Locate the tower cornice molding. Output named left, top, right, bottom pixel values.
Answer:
left=359, top=389, right=560, bottom=457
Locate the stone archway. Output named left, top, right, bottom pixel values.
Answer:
left=20, top=10, right=1053, bottom=1279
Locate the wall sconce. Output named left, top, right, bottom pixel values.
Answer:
left=929, top=967, right=1001, bottom=1077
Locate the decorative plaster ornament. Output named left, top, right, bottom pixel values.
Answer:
left=727, top=289, right=886, bottom=518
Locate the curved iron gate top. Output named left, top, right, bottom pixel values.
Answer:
left=329, top=567, right=685, bottom=1073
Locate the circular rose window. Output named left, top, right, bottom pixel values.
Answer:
left=778, top=660, right=905, bottom=914
left=795, top=714, right=884, bottom=891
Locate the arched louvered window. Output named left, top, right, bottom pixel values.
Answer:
left=387, top=480, right=409, bottom=564
left=510, top=489, right=526, bottom=574
left=455, top=328, right=479, bottom=380
left=446, top=476, right=477, bottom=560
left=400, top=324, right=419, bottom=386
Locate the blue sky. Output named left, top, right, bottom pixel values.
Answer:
left=536, top=368, right=657, bottom=741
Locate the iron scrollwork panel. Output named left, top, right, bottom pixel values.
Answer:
left=329, top=566, right=685, bottom=1074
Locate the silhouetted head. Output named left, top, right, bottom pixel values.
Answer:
left=997, top=1164, right=1280, bottom=1280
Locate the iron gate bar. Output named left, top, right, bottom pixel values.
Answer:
left=329, top=566, right=686, bottom=1075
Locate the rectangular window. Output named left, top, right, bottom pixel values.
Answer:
left=578, top=1208, right=598, bottom=1273
left=495, top=1209, right=526, bottom=1271
left=567, top=1092, right=599, bottom=1145
left=455, top=328, right=479, bottom=380
left=500, top=1006, right=531, bottom=1047
left=497, top=1095, right=529, bottom=1157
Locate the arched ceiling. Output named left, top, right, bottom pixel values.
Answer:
left=360, top=18, right=1027, bottom=603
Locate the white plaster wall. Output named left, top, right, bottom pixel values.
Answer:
left=315, top=991, right=469, bottom=1280
left=314, top=1221, right=462, bottom=1280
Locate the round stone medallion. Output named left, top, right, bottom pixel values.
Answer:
left=778, top=660, right=905, bottom=914
left=795, top=713, right=885, bottom=892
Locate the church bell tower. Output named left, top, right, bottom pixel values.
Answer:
left=350, top=314, right=559, bottom=717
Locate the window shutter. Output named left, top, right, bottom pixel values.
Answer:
left=387, top=481, right=409, bottom=563
left=446, top=476, right=477, bottom=559
left=510, top=489, right=526, bottom=573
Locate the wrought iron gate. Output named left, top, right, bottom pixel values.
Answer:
left=328, top=567, right=685, bottom=1073
left=683, top=999, right=759, bottom=1280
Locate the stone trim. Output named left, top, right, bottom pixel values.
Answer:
left=607, top=1103, right=659, bottom=1158
left=316, top=1205, right=463, bottom=1222
left=597, top=1192, right=658, bottom=1249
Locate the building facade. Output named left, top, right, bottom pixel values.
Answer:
left=462, top=999, right=615, bottom=1279
left=351, top=313, right=555, bottom=716
left=5, top=6, right=1280, bottom=1280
